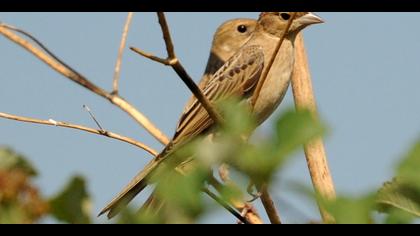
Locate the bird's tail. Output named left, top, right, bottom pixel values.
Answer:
left=138, top=188, right=166, bottom=216
left=98, top=157, right=165, bottom=219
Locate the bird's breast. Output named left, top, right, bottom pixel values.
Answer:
left=252, top=38, right=295, bottom=125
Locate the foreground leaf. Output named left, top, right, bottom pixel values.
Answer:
left=49, top=175, right=92, bottom=224
left=0, top=147, right=37, bottom=176
left=377, top=179, right=420, bottom=217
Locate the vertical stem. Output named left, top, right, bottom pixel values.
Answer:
left=291, top=33, right=336, bottom=223
left=113, top=12, right=134, bottom=95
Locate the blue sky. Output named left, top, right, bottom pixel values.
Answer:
left=1, top=12, right=420, bottom=223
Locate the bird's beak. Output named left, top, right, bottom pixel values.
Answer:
left=296, top=12, right=324, bottom=25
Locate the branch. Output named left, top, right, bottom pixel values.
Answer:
left=250, top=12, right=297, bottom=107
left=202, top=188, right=251, bottom=224
left=291, top=33, right=336, bottom=223
left=153, top=12, right=223, bottom=124
left=211, top=171, right=263, bottom=224
left=130, top=47, right=171, bottom=66
left=0, top=112, right=158, bottom=157
left=0, top=23, right=170, bottom=145
left=259, top=184, right=282, bottom=224
left=248, top=13, right=298, bottom=224
left=112, top=12, right=134, bottom=95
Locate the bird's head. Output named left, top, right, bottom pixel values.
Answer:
left=258, top=12, right=324, bottom=38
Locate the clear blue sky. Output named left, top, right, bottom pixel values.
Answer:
left=1, top=12, right=420, bottom=223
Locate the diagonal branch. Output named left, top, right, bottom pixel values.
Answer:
left=154, top=12, right=223, bottom=125
left=0, top=23, right=170, bottom=145
left=202, top=188, right=251, bottom=224
left=250, top=12, right=297, bottom=107
left=112, top=12, right=134, bottom=95
left=246, top=12, right=297, bottom=224
left=259, top=184, right=282, bottom=224
left=213, top=168, right=263, bottom=224
left=0, top=112, right=158, bottom=157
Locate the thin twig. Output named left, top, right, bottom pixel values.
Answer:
left=248, top=13, right=296, bottom=224
left=83, top=105, right=105, bottom=132
left=0, top=23, right=170, bottom=145
left=202, top=188, right=250, bottom=224
left=0, top=112, right=158, bottom=157
left=130, top=47, right=171, bottom=66
left=251, top=12, right=297, bottom=107
left=259, top=184, right=282, bottom=224
left=112, top=12, right=134, bottom=95
left=210, top=175, right=263, bottom=224
left=291, top=33, right=336, bottom=223
left=154, top=12, right=223, bottom=125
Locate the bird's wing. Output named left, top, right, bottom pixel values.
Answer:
left=172, top=45, right=264, bottom=147
left=99, top=45, right=264, bottom=219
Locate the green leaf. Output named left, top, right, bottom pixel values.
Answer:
left=376, top=179, right=420, bottom=218
left=0, top=147, right=37, bottom=176
left=0, top=203, right=27, bottom=224
left=323, top=194, right=376, bottom=224
left=275, top=109, right=325, bottom=156
left=49, top=175, right=92, bottom=224
left=397, top=140, right=420, bottom=189
left=383, top=208, right=415, bottom=224
left=232, top=108, right=326, bottom=183
left=116, top=207, right=162, bottom=224
left=217, top=97, right=257, bottom=138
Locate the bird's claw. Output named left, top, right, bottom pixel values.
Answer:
left=246, top=183, right=262, bottom=202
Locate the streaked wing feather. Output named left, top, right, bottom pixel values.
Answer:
left=173, top=45, right=264, bottom=146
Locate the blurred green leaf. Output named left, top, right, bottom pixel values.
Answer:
left=377, top=179, right=420, bottom=218
left=396, top=140, right=420, bottom=189
left=275, top=109, right=325, bottom=155
left=49, top=175, right=92, bottom=224
left=230, top=108, right=325, bottom=183
left=0, top=147, right=37, bottom=176
left=116, top=207, right=162, bottom=224
left=217, top=98, right=257, bottom=138
left=217, top=181, right=244, bottom=206
left=375, top=139, right=420, bottom=222
left=324, top=194, right=375, bottom=224
left=0, top=203, right=26, bottom=224
left=383, top=208, right=415, bottom=224
left=152, top=168, right=207, bottom=223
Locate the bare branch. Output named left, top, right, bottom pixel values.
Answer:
left=210, top=174, right=263, bottom=224
left=259, top=184, right=282, bottom=224
left=0, top=23, right=170, bottom=145
left=130, top=47, right=171, bottom=66
left=156, top=12, right=175, bottom=59
left=83, top=105, right=105, bottom=132
left=202, top=188, right=250, bottom=224
left=251, top=12, right=297, bottom=107
left=246, top=13, right=296, bottom=224
left=112, top=12, right=134, bottom=95
left=154, top=12, right=224, bottom=125
left=292, top=33, right=336, bottom=223
left=0, top=112, right=158, bottom=157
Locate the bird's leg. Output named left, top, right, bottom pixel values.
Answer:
left=246, top=181, right=262, bottom=202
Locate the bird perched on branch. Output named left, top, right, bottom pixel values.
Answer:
left=100, top=12, right=323, bottom=219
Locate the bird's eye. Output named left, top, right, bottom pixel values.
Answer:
left=280, top=13, right=291, bottom=20
left=237, top=24, right=247, bottom=33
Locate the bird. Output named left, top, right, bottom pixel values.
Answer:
left=99, top=12, right=324, bottom=219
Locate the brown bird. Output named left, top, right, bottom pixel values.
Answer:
left=100, top=12, right=323, bottom=218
